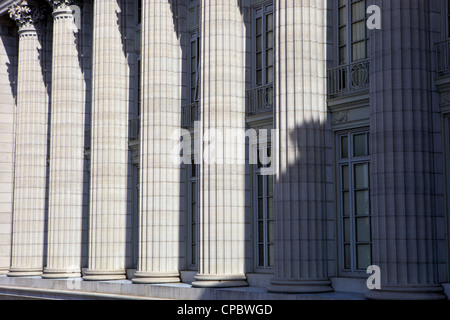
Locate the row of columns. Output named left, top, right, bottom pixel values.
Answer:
left=5, top=0, right=446, bottom=299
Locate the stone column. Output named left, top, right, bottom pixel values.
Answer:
left=267, top=1, right=333, bottom=293
left=43, top=0, right=85, bottom=279
left=7, top=2, right=48, bottom=277
left=191, top=0, right=248, bottom=288
left=366, top=0, right=446, bottom=300
left=83, top=0, right=128, bottom=281
left=132, top=0, right=182, bottom=284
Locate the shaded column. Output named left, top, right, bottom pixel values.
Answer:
left=83, top=0, right=129, bottom=281
left=43, top=0, right=85, bottom=279
left=191, top=0, right=248, bottom=288
left=132, top=0, right=182, bottom=284
left=7, top=2, right=49, bottom=277
left=267, top=1, right=333, bottom=293
left=366, top=0, right=446, bottom=300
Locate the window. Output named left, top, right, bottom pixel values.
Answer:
left=189, top=32, right=200, bottom=104
left=337, top=131, right=371, bottom=273
left=247, top=2, right=274, bottom=115
left=187, top=163, right=199, bottom=269
left=254, top=3, right=274, bottom=88
left=254, top=144, right=274, bottom=270
left=338, top=0, right=368, bottom=65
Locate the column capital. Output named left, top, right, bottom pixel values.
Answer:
left=8, top=2, right=47, bottom=34
left=46, top=0, right=79, bottom=11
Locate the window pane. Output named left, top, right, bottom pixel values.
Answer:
left=266, top=66, right=274, bottom=84
left=342, top=165, right=349, bottom=190
left=339, top=6, right=347, bottom=25
left=267, top=175, right=273, bottom=197
left=351, top=1, right=365, bottom=22
left=267, top=31, right=274, bottom=49
left=266, top=49, right=274, bottom=67
left=354, top=163, right=369, bottom=189
left=352, top=41, right=366, bottom=61
left=357, top=244, right=371, bottom=270
left=258, top=221, right=264, bottom=240
left=259, top=245, right=264, bottom=267
left=339, top=26, right=347, bottom=46
left=354, top=133, right=368, bottom=157
left=339, top=46, right=347, bottom=65
left=266, top=13, right=273, bottom=31
left=267, top=197, right=273, bottom=220
left=268, top=244, right=274, bottom=267
left=268, top=220, right=274, bottom=243
left=356, top=217, right=371, bottom=242
left=343, top=218, right=351, bottom=242
left=256, top=70, right=263, bottom=86
left=343, top=191, right=350, bottom=217
left=352, top=21, right=365, bottom=42
left=341, top=135, right=349, bottom=159
left=256, top=53, right=263, bottom=69
left=256, top=17, right=262, bottom=35
left=344, top=244, right=351, bottom=269
left=256, top=35, right=263, bottom=53
left=258, top=175, right=263, bottom=197
left=258, top=199, right=264, bottom=220
left=355, top=190, right=370, bottom=216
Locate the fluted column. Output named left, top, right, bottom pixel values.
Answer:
left=43, top=0, right=85, bottom=279
left=83, top=0, right=129, bottom=281
left=267, top=1, right=332, bottom=293
left=191, top=0, right=247, bottom=288
left=366, top=0, right=445, bottom=300
left=7, top=2, right=48, bottom=277
left=132, top=0, right=182, bottom=284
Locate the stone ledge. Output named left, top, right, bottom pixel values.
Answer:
left=0, top=276, right=367, bottom=300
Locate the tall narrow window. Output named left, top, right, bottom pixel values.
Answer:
left=189, top=32, right=200, bottom=104
left=188, top=163, right=199, bottom=269
left=254, top=144, right=274, bottom=270
left=338, top=0, right=368, bottom=65
left=249, top=2, right=274, bottom=114
left=338, top=131, right=371, bottom=273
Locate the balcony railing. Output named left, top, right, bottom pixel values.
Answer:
left=436, top=39, right=450, bottom=77
left=327, top=59, right=370, bottom=98
left=129, top=117, right=140, bottom=141
left=182, top=102, right=199, bottom=129
left=245, top=84, right=274, bottom=116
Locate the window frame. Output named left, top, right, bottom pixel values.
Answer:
left=336, top=129, right=372, bottom=276
left=336, top=0, right=369, bottom=65
left=186, top=162, right=199, bottom=270
left=252, top=2, right=274, bottom=89
left=252, top=137, right=275, bottom=272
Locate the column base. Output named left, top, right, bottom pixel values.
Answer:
left=42, top=268, right=81, bottom=279
left=83, top=269, right=127, bottom=281
left=267, top=279, right=334, bottom=294
left=132, top=271, right=181, bottom=284
left=366, top=285, right=447, bottom=300
left=7, top=268, right=43, bottom=277
left=191, top=274, right=248, bottom=288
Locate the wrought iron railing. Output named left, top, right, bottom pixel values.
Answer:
left=245, top=84, right=274, bottom=116
left=436, top=39, right=450, bottom=77
left=182, top=102, right=199, bottom=129
left=327, top=59, right=370, bottom=98
left=129, top=117, right=140, bottom=140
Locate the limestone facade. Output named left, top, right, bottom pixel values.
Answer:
left=0, top=0, right=449, bottom=300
